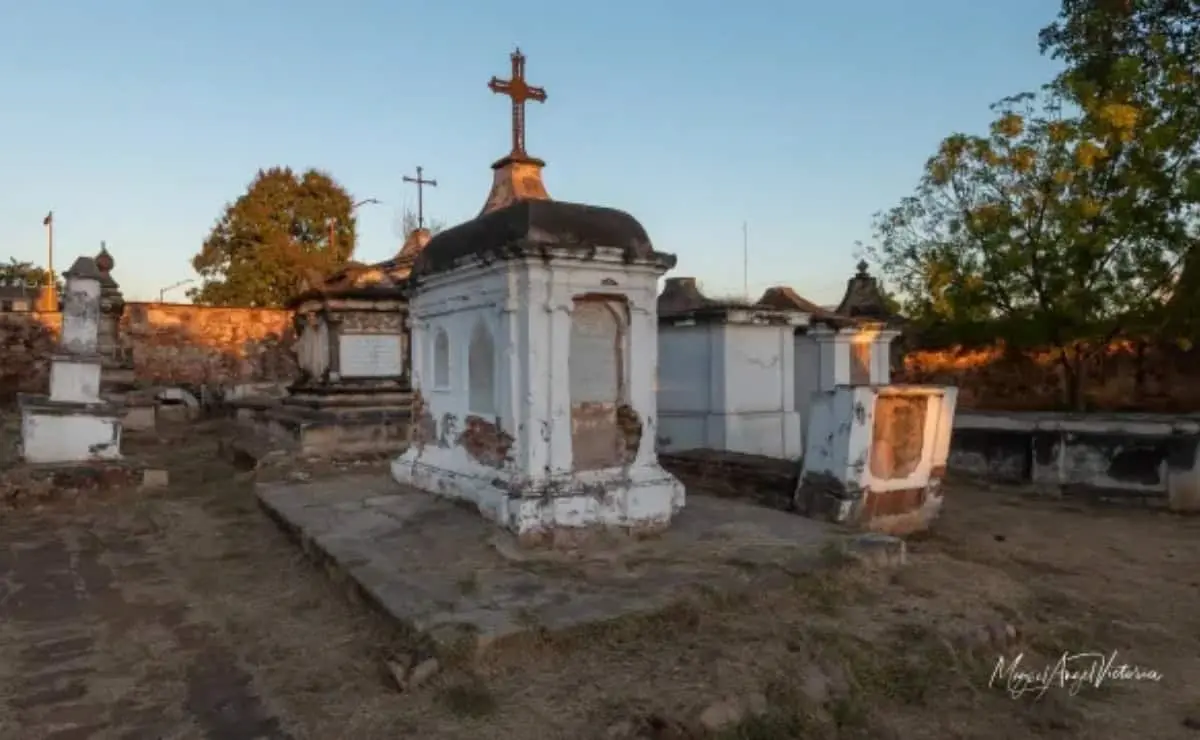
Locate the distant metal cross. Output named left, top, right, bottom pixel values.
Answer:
left=402, top=166, right=438, bottom=230
left=488, top=47, right=547, bottom=158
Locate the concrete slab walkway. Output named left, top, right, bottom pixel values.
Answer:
left=257, top=474, right=840, bottom=647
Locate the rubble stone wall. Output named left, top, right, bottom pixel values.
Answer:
left=0, top=303, right=297, bottom=402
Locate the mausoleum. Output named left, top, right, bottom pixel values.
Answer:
left=392, top=48, right=685, bottom=543
left=655, top=262, right=904, bottom=460
left=258, top=227, right=431, bottom=456
left=656, top=278, right=807, bottom=459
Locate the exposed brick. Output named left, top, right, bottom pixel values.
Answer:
left=457, top=415, right=514, bottom=469
left=410, top=391, right=436, bottom=451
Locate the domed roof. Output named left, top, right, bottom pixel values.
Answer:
left=412, top=196, right=673, bottom=279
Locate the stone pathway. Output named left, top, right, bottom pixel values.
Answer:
left=0, top=511, right=293, bottom=740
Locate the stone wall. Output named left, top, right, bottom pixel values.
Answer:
left=0, top=303, right=297, bottom=402
left=898, top=341, right=1200, bottom=412
left=0, top=313, right=59, bottom=401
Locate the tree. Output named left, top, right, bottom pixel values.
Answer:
left=0, top=258, right=53, bottom=287
left=1038, top=0, right=1200, bottom=334
left=869, top=90, right=1189, bottom=409
left=398, top=209, right=446, bottom=240
left=189, top=167, right=357, bottom=307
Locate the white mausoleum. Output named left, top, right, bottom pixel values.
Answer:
left=656, top=278, right=807, bottom=459
left=392, top=51, right=684, bottom=542
left=656, top=262, right=903, bottom=460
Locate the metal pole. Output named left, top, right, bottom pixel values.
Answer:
left=416, top=167, right=425, bottom=230
left=47, top=218, right=54, bottom=280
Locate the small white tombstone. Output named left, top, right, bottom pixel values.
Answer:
left=19, top=256, right=123, bottom=463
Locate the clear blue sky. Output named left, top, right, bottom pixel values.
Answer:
left=0, top=0, right=1061, bottom=303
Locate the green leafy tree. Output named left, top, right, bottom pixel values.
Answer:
left=189, top=167, right=357, bottom=307
left=869, top=90, right=1189, bottom=409
left=1039, top=0, right=1200, bottom=334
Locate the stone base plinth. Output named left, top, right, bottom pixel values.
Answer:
left=18, top=395, right=123, bottom=464
left=233, top=392, right=412, bottom=458
left=391, top=446, right=686, bottom=545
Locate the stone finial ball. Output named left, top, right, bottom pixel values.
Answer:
left=96, top=245, right=114, bottom=273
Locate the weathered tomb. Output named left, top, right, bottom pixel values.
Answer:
left=392, top=49, right=685, bottom=544
left=795, top=384, right=958, bottom=534
left=19, top=256, right=123, bottom=463
left=656, top=278, right=807, bottom=459
left=655, top=264, right=903, bottom=461
left=948, top=410, right=1200, bottom=511
left=253, top=229, right=430, bottom=457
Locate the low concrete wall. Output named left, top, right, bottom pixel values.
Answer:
left=659, top=450, right=796, bottom=511
left=948, top=410, right=1200, bottom=510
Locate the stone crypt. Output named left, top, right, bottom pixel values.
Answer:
left=391, top=48, right=686, bottom=543
left=257, top=226, right=434, bottom=457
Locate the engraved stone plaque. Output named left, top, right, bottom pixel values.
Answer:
left=339, top=334, right=403, bottom=378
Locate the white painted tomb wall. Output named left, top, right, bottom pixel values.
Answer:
left=393, top=250, right=684, bottom=539
left=657, top=319, right=803, bottom=459
left=21, top=412, right=121, bottom=463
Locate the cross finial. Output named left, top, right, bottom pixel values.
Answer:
left=488, top=47, right=547, bottom=159
left=402, top=166, right=438, bottom=230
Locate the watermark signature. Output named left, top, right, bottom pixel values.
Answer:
left=990, top=651, right=1162, bottom=699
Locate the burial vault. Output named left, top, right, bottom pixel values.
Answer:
left=391, top=48, right=685, bottom=544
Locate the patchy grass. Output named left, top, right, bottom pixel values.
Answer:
left=437, top=676, right=499, bottom=719
left=1, top=417, right=1198, bottom=739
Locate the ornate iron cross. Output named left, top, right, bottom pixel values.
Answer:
left=488, top=47, right=547, bottom=158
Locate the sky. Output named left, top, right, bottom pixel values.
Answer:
left=0, top=0, right=1062, bottom=304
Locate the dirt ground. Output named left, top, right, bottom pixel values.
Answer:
left=1, top=419, right=1198, bottom=740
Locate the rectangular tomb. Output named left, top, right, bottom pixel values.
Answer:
left=794, top=384, right=957, bottom=535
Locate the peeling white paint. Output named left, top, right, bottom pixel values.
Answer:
left=800, top=384, right=957, bottom=532
left=393, top=252, right=685, bottom=539
left=21, top=412, right=122, bottom=463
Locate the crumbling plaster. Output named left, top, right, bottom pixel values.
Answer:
left=392, top=249, right=684, bottom=540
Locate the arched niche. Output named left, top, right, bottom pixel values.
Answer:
left=432, top=328, right=450, bottom=389
left=468, top=320, right=496, bottom=415
left=569, top=297, right=628, bottom=470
